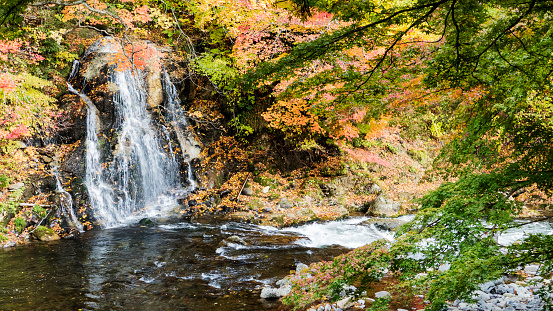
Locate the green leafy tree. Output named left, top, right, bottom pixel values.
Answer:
left=249, top=0, right=553, bottom=309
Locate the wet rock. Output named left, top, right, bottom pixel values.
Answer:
left=139, top=218, right=155, bottom=226
left=8, top=182, right=24, bottom=192
left=361, top=217, right=409, bottom=231
left=366, top=194, right=400, bottom=217
left=241, top=187, right=253, bottom=196
left=224, top=235, right=249, bottom=246
left=277, top=198, right=293, bottom=209
left=2, top=240, right=16, bottom=248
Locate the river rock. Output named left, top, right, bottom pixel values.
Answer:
left=139, top=218, right=155, bottom=226
left=366, top=183, right=381, bottom=194
left=262, top=186, right=270, bottom=193
left=241, top=187, right=253, bottom=196
left=225, top=235, right=249, bottom=245
left=260, top=285, right=291, bottom=299
left=374, top=291, right=391, bottom=299
left=260, top=287, right=279, bottom=299
left=32, top=226, right=60, bottom=241
left=524, top=264, right=540, bottom=275
left=277, top=197, right=293, bottom=209
left=8, top=182, right=24, bottom=191
left=366, top=194, right=400, bottom=217
left=361, top=217, right=408, bottom=231
left=336, top=296, right=353, bottom=309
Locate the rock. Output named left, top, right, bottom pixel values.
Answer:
left=260, top=285, right=290, bottom=299
left=41, top=155, right=53, bottom=163
left=473, top=290, right=490, bottom=302
left=367, top=183, right=381, bottom=194
left=32, top=226, right=61, bottom=242
left=398, top=192, right=415, bottom=202
left=361, top=217, right=408, bottom=231
left=374, top=291, right=391, bottom=299
left=277, top=198, right=293, bottom=209
left=336, top=296, right=353, bottom=309
left=324, top=304, right=331, bottom=311
left=225, top=235, right=249, bottom=245
left=296, top=263, right=308, bottom=274
left=276, top=278, right=290, bottom=287
left=297, top=208, right=318, bottom=220
left=480, top=281, right=496, bottom=293
left=8, top=182, right=24, bottom=192
left=398, top=309, right=409, bottom=311
left=241, top=187, right=253, bottom=196
left=366, top=194, right=400, bottom=217
left=260, top=287, right=279, bottom=299
left=13, top=141, right=26, bottom=149
left=319, top=183, right=338, bottom=197
left=524, top=264, right=540, bottom=275
left=138, top=218, right=155, bottom=226
left=277, top=285, right=291, bottom=296
left=262, top=206, right=273, bottom=213
left=262, top=186, right=270, bottom=193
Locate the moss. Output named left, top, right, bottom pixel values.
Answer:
left=271, top=214, right=285, bottom=226
left=268, top=193, right=280, bottom=201
left=253, top=175, right=280, bottom=188
left=407, top=149, right=428, bottom=164
left=246, top=198, right=264, bottom=210
left=33, top=226, right=57, bottom=240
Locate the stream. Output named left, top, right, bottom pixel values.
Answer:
left=1, top=215, right=552, bottom=310
left=0, top=216, right=392, bottom=311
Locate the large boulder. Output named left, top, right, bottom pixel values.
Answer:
left=366, top=194, right=400, bottom=217
left=32, top=226, right=60, bottom=241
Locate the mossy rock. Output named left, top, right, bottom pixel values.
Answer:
left=139, top=218, right=155, bottom=226
left=296, top=208, right=319, bottom=221
left=253, top=176, right=280, bottom=188
left=32, top=226, right=60, bottom=241
left=407, top=149, right=428, bottom=164
left=246, top=198, right=264, bottom=210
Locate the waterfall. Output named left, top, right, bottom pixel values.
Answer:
left=52, top=163, right=84, bottom=233
left=162, top=71, right=199, bottom=192
left=67, top=39, right=198, bottom=228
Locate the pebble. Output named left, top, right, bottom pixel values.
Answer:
left=445, top=273, right=547, bottom=311
left=375, top=290, right=391, bottom=299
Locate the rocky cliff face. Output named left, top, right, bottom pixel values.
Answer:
left=55, top=37, right=203, bottom=228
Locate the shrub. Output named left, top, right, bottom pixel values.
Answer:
left=282, top=240, right=391, bottom=310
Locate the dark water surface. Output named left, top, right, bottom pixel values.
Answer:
left=0, top=216, right=351, bottom=310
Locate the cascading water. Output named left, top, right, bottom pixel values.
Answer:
left=68, top=38, right=198, bottom=228
left=162, top=71, right=199, bottom=192
left=54, top=170, right=84, bottom=233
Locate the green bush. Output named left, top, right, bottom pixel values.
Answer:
left=282, top=240, right=391, bottom=310
left=32, top=205, right=47, bottom=219
left=13, top=217, right=26, bottom=233
left=0, top=174, right=11, bottom=188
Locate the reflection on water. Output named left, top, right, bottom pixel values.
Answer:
left=0, top=216, right=359, bottom=311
